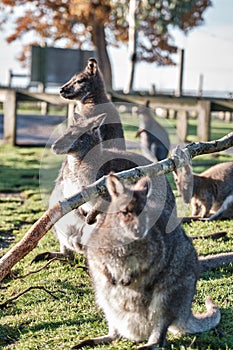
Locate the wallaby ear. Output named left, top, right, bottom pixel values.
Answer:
left=90, top=113, right=106, bottom=134
left=145, top=100, right=150, bottom=108
left=86, top=57, right=98, bottom=75
left=72, top=112, right=82, bottom=124
left=134, top=177, right=150, bottom=196
left=106, top=173, right=125, bottom=198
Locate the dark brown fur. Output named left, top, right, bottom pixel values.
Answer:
left=60, top=58, right=126, bottom=150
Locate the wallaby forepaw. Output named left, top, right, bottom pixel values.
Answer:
left=86, top=215, right=97, bottom=225
left=78, top=207, right=87, bottom=217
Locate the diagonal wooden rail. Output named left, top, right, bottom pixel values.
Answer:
left=0, top=132, right=233, bottom=282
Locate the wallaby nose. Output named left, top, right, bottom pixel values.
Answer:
left=60, top=83, right=69, bottom=93
left=133, top=225, right=140, bottom=237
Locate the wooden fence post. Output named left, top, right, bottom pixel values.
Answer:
left=176, top=110, right=188, bottom=142
left=3, top=90, right=17, bottom=145
left=197, top=101, right=210, bottom=141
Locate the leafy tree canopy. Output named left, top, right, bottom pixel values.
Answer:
left=0, top=0, right=211, bottom=86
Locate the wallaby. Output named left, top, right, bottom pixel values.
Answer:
left=173, top=162, right=233, bottom=220
left=136, top=100, right=170, bottom=161
left=73, top=173, right=221, bottom=349
left=60, top=57, right=126, bottom=150
left=34, top=114, right=233, bottom=268
left=35, top=113, right=176, bottom=261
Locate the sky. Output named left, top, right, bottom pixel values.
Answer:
left=0, top=0, right=232, bottom=94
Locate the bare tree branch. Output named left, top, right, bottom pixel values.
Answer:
left=10, top=257, right=69, bottom=279
left=0, top=286, right=64, bottom=309
left=0, top=131, right=233, bottom=282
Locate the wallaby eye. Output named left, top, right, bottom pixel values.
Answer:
left=120, top=208, right=127, bottom=215
left=76, top=78, right=85, bottom=84
left=120, top=209, right=132, bottom=218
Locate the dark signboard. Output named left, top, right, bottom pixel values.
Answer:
left=31, top=46, right=95, bottom=86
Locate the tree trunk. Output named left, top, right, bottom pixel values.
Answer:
left=92, top=21, right=112, bottom=90
left=125, top=0, right=138, bottom=93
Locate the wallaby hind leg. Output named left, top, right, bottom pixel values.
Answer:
left=190, top=197, right=202, bottom=216
left=138, top=323, right=168, bottom=350
left=31, top=251, right=73, bottom=263
left=31, top=249, right=74, bottom=263
left=200, top=196, right=213, bottom=218
left=208, top=193, right=233, bottom=220
left=31, top=239, right=75, bottom=263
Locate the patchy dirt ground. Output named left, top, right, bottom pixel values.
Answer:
left=0, top=113, right=65, bottom=146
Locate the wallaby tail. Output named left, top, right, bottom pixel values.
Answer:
left=184, top=297, right=220, bottom=334
left=199, top=252, right=233, bottom=273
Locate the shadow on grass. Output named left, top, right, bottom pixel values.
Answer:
left=123, top=123, right=138, bottom=133
left=0, top=316, right=100, bottom=348
left=0, top=164, right=39, bottom=193
left=0, top=324, right=20, bottom=348
left=200, top=265, right=233, bottom=281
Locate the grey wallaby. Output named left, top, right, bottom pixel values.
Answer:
left=136, top=100, right=170, bottom=161
left=173, top=161, right=233, bottom=220
left=36, top=113, right=175, bottom=261
left=33, top=114, right=233, bottom=270
left=73, top=173, right=221, bottom=349
left=60, top=57, right=126, bottom=150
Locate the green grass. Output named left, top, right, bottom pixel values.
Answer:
left=121, top=112, right=179, bottom=145
left=121, top=111, right=233, bottom=147
left=187, top=116, right=233, bottom=142
left=0, top=140, right=233, bottom=349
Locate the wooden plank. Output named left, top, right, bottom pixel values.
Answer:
left=16, top=90, right=66, bottom=105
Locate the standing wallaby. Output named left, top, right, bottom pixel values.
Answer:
left=73, top=173, right=221, bottom=349
left=37, top=113, right=176, bottom=261
left=34, top=115, right=233, bottom=266
left=173, top=162, right=233, bottom=220
left=60, top=57, right=126, bottom=150
left=136, top=100, right=170, bottom=161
